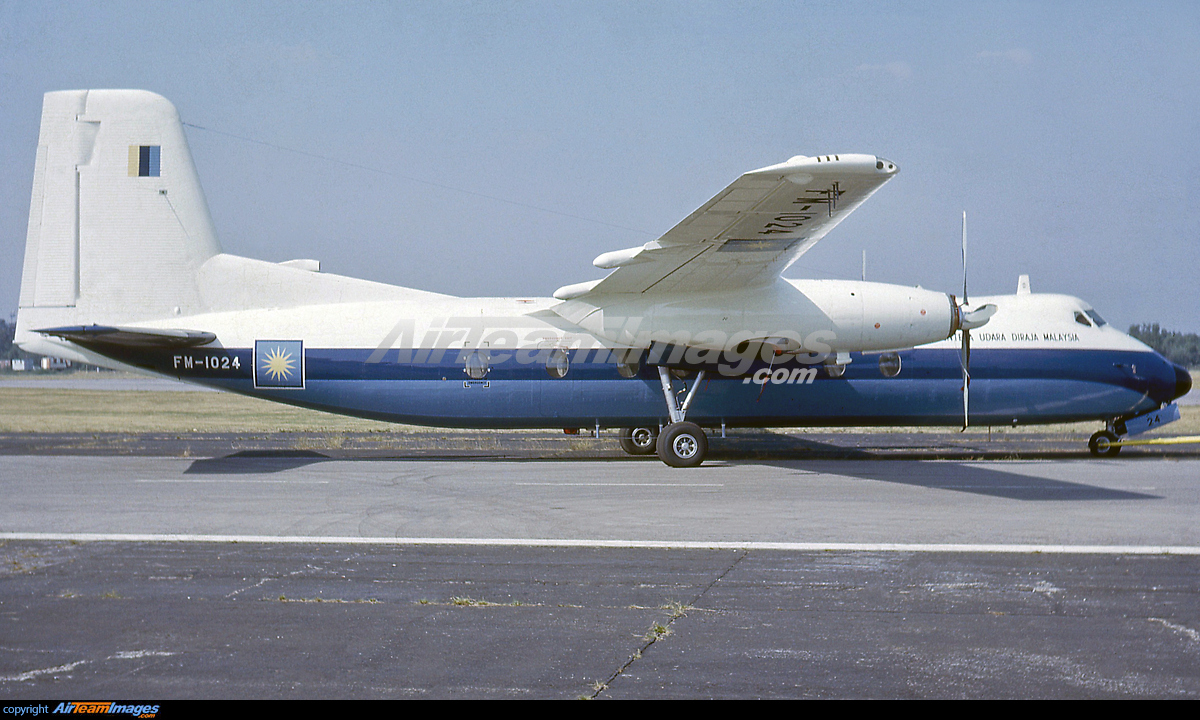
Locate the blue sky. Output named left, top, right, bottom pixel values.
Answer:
left=2, top=1, right=1198, bottom=330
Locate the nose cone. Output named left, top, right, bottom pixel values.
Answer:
left=1146, top=355, right=1188, bottom=404
left=1174, top=364, right=1192, bottom=402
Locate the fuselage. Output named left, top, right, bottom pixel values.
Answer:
left=56, top=287, right=1189, bottom=430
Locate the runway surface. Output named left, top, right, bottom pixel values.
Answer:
left=2, top=455, right=1200, bottom=546
left=3, top=445, right=1199, bottom=698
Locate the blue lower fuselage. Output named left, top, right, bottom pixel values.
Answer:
left=158, top=345, right=1186, bottom=429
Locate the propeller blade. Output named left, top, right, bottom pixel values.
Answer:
left=962, top=369, right=970, bottom=429
left=959, top=210, right=971, bottom=430
left=961, top=211, right=968, bottom=305
left=961, top=326, right=971, bottom=430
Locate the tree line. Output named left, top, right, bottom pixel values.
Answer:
left=0, top=317, right=32, bottom=361
left=1128, top=324, right=1200, bottom=367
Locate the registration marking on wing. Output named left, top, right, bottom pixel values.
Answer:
left=718, top=238, right=799, bottom=253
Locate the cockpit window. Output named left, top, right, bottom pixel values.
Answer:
left=1084, top=309, right=1107, bottom=327
left=1074, top=311, right=1092, bottom=327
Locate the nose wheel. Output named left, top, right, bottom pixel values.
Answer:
left=1088, top=429, right=1122, bottom=456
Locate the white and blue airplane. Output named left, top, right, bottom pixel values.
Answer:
left=14, top=90, right=1190, bottom=465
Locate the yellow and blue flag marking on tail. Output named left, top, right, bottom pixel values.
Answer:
left=127, top=145, right=160, bottom=177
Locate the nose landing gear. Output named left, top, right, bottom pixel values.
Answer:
left=1088, top=429, right=1121, bottom=457
left=1089, top=405, right=1184, bottom=456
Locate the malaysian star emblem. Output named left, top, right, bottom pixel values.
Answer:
left=254, top=340, right=305, bottom=388
left=261, top=346, right=294, bottom=381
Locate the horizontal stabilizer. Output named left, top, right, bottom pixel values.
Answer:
left=37, top=325, right=217, bottom=350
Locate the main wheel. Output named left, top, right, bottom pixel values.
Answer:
left=656, top=422, right=708, bottom=468
left=619, top=426, right=659, bottom=455
left=1088, top=430, right=1122, bottom=457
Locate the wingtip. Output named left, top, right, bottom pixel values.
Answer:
left=747, top=153, right=898, bottom=177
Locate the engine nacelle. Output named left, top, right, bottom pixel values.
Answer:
left=779, top=278, right=957, bottom=353
left=564, top=279, right=961, bottom=359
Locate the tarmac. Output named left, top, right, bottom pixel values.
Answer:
left=2, top=427, right=1199, bottom=699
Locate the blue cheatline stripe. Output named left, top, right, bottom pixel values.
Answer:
left=271, top=346, right=1178, bottom=399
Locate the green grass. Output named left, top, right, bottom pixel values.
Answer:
left=0, top=388, right=407, bottom=433
left=1, top=385, right=1196, bottom=438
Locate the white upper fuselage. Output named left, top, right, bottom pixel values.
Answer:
left=921, top=292, right=1148, bottom=353
left=22, top=251, right=961, bottom=366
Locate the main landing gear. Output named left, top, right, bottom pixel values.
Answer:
left=618, top=426, right=658, bottom=455
left=657, top=421, right=708, bottom=468
left=619, top=367, right=710, bottom=467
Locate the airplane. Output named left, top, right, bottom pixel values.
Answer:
left=14, top=90, right=1191, bottom=466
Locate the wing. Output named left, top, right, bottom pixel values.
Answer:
left=554, top=154, right=898, bottom=299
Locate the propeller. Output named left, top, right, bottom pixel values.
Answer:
left=957, top=211, right=997, bottom=429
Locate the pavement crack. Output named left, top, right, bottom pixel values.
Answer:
left=225, top=577, right=271, bottom=598
left=586, top=550, right=747, bottom=699
left=1, top=651, right=176, bottom=683
left=1149, top=617, right=1200, bottom=643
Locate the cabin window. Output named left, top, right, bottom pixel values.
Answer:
left=1084, top=309, right=1107, bottom=327
left=546, top=348, right=570, bottom=379
left=878, top=352, right=902, bottom=378
left=615, top=349, right=641, bottom=379
left=464, top=350, right=489, bottom=379
left=1074, top=311, right=1092, bottom=327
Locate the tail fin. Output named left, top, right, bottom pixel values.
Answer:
left=16, top=90, right=221, bottom=353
